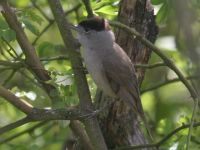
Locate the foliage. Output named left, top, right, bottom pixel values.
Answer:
left=0, top=0, right=199, bottom=150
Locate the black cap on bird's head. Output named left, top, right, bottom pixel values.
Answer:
left=78, top=17, right=110, bottom=32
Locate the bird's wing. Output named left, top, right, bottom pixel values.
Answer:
left=102, top=43, right=142, bottom=113
left=103, top=43, right=153, bottom=140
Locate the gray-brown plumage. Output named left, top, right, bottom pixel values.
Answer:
left=73, top=17, right=150, bottom=137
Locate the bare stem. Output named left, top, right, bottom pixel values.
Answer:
left=0, top=117, right=31, bottom=135
left=0, top=85, right=33, bottom=114
left=48, top=0, right=107, bottom=149
left=82, top=0, right=94, bottom=18
left=0, top=121, right=48, bottom=144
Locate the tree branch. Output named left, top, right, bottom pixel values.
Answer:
left=110, top=22, right=199, bottom=146
left=30, top=0, right=51, bottom=22
left=0, top=107, right=88, bottom=135
left=0, top=60, right=25, bottom=68
left=82, top=0, right=94, bottom=18
left=135, top=62, right=166, bottom=69
left=113, top=121, right=200, bottom=150
left=0, top=121, right=48, bottom=144
left=2, top=70, right=17, bottom=86
left=109, top=21, right=198, bottom=100
left=0, top=117, right=31, bottom=135
left=70, top=120, right=94, bottom=150
left=0, top=0, right=61, bottom=105
left=0, top=85, right=97, bottom=136
left=32, top=3, right=82, bottom=45
left=40, top=56, right=69, bottom=61
left=0, top=85, right=33, bottom=114
left=47, top=0, right=107, bottom=149
left=141, top=75, right=199, bottom=94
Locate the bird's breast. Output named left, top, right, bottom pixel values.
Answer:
left=81, top=47, right=116, bottom=97
left=82, top=48, right=103, bottom=81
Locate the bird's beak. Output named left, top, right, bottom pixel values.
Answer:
left=69, top=24, right=78, bottom=31
left=69, top=24, right=85, bottom=34
left=69, top=24, right=82, bottom=32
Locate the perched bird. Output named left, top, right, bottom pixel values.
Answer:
left=72, top=17, right=151, bottom=138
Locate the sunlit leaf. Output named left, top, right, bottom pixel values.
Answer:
left=0, top=17, right=9, bottom=30
left=22, top=19, right=40, bottom=35
left=156, top=3, right=168, bottom=23
left=92, top=0, right=119, bottom=10
left=95, top=5, right=117, bottom=16
left=23, top=9, right=44, bottom=25
left=151, top=0, right=164, bottom=5
left=0, top=29, right=16, bottom=42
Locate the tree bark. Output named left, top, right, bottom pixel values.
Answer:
left=95, top=0, right=158, bottom=149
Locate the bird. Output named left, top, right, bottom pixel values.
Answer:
left=71, top=17, right=152, bottom=139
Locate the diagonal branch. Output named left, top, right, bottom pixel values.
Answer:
left=0, top=107, right=85, bottom=135
left=141, top=75, right=200, bottom=94
left=0, top=121, right=47, bottom=145
left=0, top=85, right=33, bottom=114
left=109, top=21, right=198, bottom=100
left=82, top=0, right=94, bottom=18
left=0, top=0, right=61, bottom=104
left=48, top=0, right=107, bottom=149
left=109, top=21, right=199, bottom=149
left=70, top=120, right=93, bottom=150
left=0, top=85, right=92, bottom=135
left=32, top=3, right=82, bottom=45
left=30, top=0, right=51, bottom=22
left=0, top=117, right=31, bottom=135
left=135, top=62, right=165, bottom=69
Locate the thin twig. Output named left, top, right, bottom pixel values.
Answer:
left=0, top=117, right=31, bottom=135
left=135, top=62, right=165, bottom=69
left=1, top=39, right=17, bottom=59
left=109, top=21, right=198, bottom=100
left=0, top=121, right=48, bottom=144
left=2, top=69, right=16, bottom=86
left=110, top=21, right=199, bottom=149
left=1, top=38, right=19, bottom=58
left=18, top=70, right=42, bottom=87
left=40, top=55, right=69, bottom=61
left=0, top=85, right=33, bottom=114
left=32, top=21, right=54, bottom=45
left=30, top=0, right=51, bottom=21
left=186, top=99, right=198, bottom=150
left=0, top=60, right=24, bottom=68
left=1, top=0, right=62, bottom=104
left=48, top=0, right=107, bottom=149
left=32, top=3, right=82, bottom=45
left=141, top=76, right=199, bottom=94
left=82, top=0, right=94, bottom=18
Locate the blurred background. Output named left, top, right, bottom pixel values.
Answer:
left=0, top=0, right=200, bottom=149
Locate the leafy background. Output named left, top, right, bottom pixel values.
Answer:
left=0, top=0, right=200, bottom=149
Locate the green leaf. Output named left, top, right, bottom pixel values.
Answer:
left=24, top=10, right=44, bottom=25
left=0, top=17, right=9, bottom=30
left=22, top=19, right=40, bottom=35
left=37, top=41, right=55, bottom=56
left=93, top=0, right=118, bottom=10
left=95, top=6, right=117, bottom=16
left=0, top=29, right=16, bottom=42
left=151, top=0, right=164, bottom=5
left=156, top=3, right=168, bottom=23
left=19, top=9, right=44, bottom=25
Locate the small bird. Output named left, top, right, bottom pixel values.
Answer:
left=72, top=17, right=151, bottom=138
